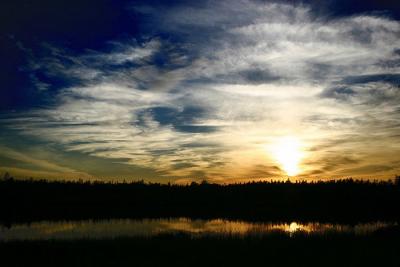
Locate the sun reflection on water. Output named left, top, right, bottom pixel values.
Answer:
left=0, top=219, right=396, bottom=241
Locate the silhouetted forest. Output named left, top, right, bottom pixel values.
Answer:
left=1, top=177, right=399, bottom=225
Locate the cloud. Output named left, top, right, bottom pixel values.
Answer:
left=0, top=146, right=92, bottom=179
left=88, top=39, right=161, bottom=65
left=0, top=167, right=92, bottom=180
left=2, top=0, right=400, bottom=181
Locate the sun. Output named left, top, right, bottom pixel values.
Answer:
left=272, top=136, right=303, bottom=177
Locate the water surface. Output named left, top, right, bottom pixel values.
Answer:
left=0, top=218, right=397, bottom=241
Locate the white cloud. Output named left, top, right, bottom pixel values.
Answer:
left=4, top=0, right=400, bottom=180
left=87, top=39, right=161, bottom=65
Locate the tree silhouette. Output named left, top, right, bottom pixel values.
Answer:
left=395, top=175, right=400, bottom=186
left=1, top=178, right=399, bottom=224
left=2, top=172, right=12, bottom=181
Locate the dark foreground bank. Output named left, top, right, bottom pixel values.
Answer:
left=1, top=228, right=400, bottom=267
left=1, top=178, right=400, bottom=224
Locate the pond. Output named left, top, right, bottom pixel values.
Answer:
left=0, top=218, right=397, bottom=241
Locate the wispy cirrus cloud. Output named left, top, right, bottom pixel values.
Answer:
left=2, top=0, right=400, bottom=181
left=0, top=145, right=93, bottom=179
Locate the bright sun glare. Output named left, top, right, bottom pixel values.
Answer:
left=272, top=136, right=303, bottom=177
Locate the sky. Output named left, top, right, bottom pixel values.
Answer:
left=1, top=0, right=400, bottom=183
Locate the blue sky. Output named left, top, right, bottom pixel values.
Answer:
left=1, top=0, right=400, bottom=182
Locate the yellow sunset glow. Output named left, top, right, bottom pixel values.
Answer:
left=272, top=136, right=303, bottom=176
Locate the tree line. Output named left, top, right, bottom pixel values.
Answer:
left=1, top=175, right=399, bottom=225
